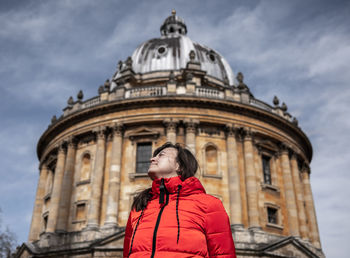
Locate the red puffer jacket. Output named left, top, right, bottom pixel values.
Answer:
left=123, top=176, right=236, bottom=258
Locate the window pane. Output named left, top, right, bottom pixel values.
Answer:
left=43, top=215, right=48, bottom=230
left=267, top=207, right=278, bottom=224
left=262, top=155, right=272, bottom=185
left=136, top=142, right=152, bottom=173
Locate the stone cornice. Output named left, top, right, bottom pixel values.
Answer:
left=37, top=96, right=312, bottom=162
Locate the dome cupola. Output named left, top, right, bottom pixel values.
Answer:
left=160, top=9, right=187, bottom=36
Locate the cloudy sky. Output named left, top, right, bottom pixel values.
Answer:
left=0, top=0, right=349, bottom=256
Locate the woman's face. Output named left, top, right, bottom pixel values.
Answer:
left=148, top=147, right=179, bottom=179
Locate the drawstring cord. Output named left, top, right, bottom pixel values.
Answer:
left=159, top=178, right=165, bottom=204
left=176, top=185, right=182, bottom=244
left=159, top=178, right=169, bottom=205
left=160, top=179, right=182, bottom=243
left=128, top=209, right=144, bottom=257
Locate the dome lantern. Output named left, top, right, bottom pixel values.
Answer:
left=160, top=9, right=187, bottom=36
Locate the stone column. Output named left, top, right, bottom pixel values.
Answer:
left=184, top=119, right=198, bottom=154
left=86, top=127, right=106, bottom=229
left=28, top=164, right=48, bottom=241
left=243, top=128, right=260, bottom=229
left=302, top=166, right=321, bottom=248
left=290, top=153, right=308, bottom=239
left=164, top=118, right=178, bottom=144
left=46, top=143, right=66, bottom=233
left=280, top=144, right=300, bottom=236
left=226, top=124, right=243, bottom=227
left=104, top=123, right=123, bottom=228
left=56, top=137, right=77, bottom=232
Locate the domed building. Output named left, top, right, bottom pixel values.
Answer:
left=17, top=11, right=324, bottom=258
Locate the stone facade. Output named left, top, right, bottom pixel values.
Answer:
left=15, top=11, right=324, bottom=258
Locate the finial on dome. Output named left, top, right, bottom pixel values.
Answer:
left=172, top=9, right=176, bottom=16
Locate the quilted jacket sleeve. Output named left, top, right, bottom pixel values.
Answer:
left=205, top=197, right=236, bottom=258
left=123, top=213, right=133, bottom=258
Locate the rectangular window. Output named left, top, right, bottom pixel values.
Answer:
left=262, top=155, right=272, bottom=185
left=43, top=215, right=48, bottom=230
left=136, top=142, right=152, bottom=173
left=267, top=207, right=278, bottom=224
left=76, top=203, right=86, bottom=221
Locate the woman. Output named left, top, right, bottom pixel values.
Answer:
left=123, top=142, right=236, bottom=258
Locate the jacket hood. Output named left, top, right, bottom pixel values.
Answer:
left=150, top=176, right=205, bottom=199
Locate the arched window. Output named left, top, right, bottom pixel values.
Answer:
left=80, top=153, right=91, bottom=181
left=205, top=145, right=218, bottom=176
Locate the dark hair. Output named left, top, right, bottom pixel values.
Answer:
left=131, top=142, right=198, bottom=211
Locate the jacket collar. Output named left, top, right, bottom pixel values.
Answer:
left=151, top=176, right=205, bottom=198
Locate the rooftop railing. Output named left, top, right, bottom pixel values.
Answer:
left=249, top=98, right=273, bottom=112
left=125, top=86, right=166, bottom=99
left=81, top=96, right=100, bottom=109
left=60, top=85, right=295, bottom=125
left=196, top=87, right=224, bottom=99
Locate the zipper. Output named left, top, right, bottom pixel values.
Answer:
left=151, top=178, right=169, bottom=258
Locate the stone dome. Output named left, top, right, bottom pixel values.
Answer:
left=114, top=11, right=235, bottom=85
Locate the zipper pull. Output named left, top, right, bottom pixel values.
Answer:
left=159, top=178, right=165, bottom=204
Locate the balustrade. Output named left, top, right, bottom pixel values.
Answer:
left=81, top=96, right=100, bottom=109
left=196, top=87, right=223, bottom=99
left=249, top=98, right=273, bottom=112
left=125, top=86, right=166, bottom=99
left=60, top=85, right=293, bottom=124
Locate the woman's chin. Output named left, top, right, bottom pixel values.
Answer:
left=147, top=170, right=157, bottom=180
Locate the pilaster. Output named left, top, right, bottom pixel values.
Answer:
left=242, top=128, right=260, bottom=229
left=184, top=118, right=199, bottom=154
left=290, top=153, right=308, bottom=239
left=226, top=124, right=243, bottom=227
left=28, top=164, right=48, bottom=241
left=86, top=127, right=107, bottom=229
left=104, top=123, right=123, bottom=228
left=302, top=166, right=321, bottom=248
left=46, top=143, right=66, bottom=233
left=163, top=118, right=178, bottom=144
left=280, top=144, right=300, bottom=236
left=56, top=137, right=77, bottom=232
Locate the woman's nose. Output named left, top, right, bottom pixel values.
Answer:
left=150, top=156, right=157, bottom=162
